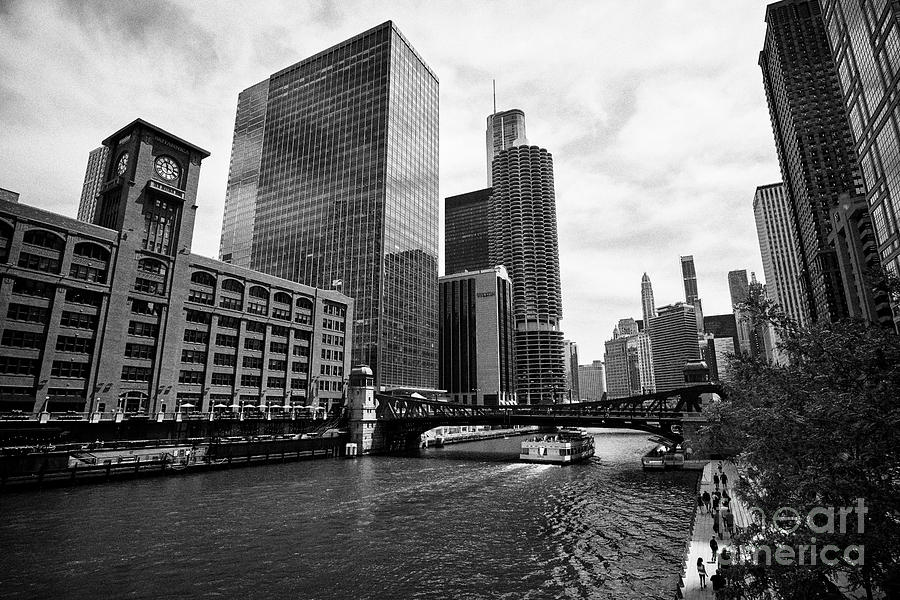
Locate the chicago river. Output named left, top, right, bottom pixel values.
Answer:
left=0, top=432, right=697, bottom=599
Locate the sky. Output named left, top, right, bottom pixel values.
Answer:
left=0, top=0, right=781, bottom=364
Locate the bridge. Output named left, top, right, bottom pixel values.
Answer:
left=348, top=369, right=723, bottom=454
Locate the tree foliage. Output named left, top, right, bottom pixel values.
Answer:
left=701, top=297, right=900, bottom=599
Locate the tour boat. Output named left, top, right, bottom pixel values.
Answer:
left=519, top=429, right=595, bottom=464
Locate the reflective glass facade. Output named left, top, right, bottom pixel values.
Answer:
left=822, top=0, right=900, bottom=330
left=222, top=22, right=439, bottom=390
left=444, top=187, right=491, bottom=275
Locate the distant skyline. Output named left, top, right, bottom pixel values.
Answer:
left=0, top=0, right=777, bottom=362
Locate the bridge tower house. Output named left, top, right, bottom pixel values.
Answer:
left=348, top=365, right=385, bottom=454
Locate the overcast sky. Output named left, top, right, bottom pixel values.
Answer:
left=0, top=0, right=780, bottom=364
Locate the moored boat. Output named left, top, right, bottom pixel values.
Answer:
left=519, top=429, right=595, bottom=464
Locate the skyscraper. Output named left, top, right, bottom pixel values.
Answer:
left=489, top=142, right=564, bottom=403
left=760, top=0, right=862, bottom=323
left=604, top=336, right=640, bottom=399
left=485, top=109, right=527, bottom=186
left=444, top=188, right=492, bottom=275
left=77, top=146, right=109, bottom=223
left=563, top=340, right=580, bottom=402
left=649, top=303, right=701, bottom=393
left=753, top=182, right=810, bottom=326
left=681, top=255, right=704, bottom=331
left=641, top=272, right=656, bottom=328
left=577, top=360, right=606, bottom=402
left=822, top=0, right=900, bottom=331
left=728, top=269, right=753, bottom=356
left=219, top=22, right=440, bottom=390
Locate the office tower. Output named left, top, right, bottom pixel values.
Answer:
left=754, top=182, right=811, bottom=326
left=577, top=360, right=606, bottom=402
left=563, top=340, right=579, bottom=402
left=701, top=334, right=736, bottom=383
left=489, top=143, right=565, bottom=404
left=438, top=267, right=515, bottom=405
left=681, top=255, right=699, bottom=305
left=604, top=336, right=640, bottom=399
left=822, top=0, right=900, bottom=331
left=485, top=109, right=527, bottom=185
left=617, top=317, right=639, bottom=337
left=649, top=303, right=701, bottom=393
left=636, top=330, right=655, bottom=394
left=728, top=269, right=753, bottom=356
left=703, top=313, right=740, bottom=354
left=219, top=22, right=440, bottom=390
left=0, top=119, right=352, bottom=415
left=828, top=195, right=894, bottom=326
left=445, top=188, right=492, bottom=275
left=641, top=273, right=656, bottom=329
left=77, top=146, right=109, bottom=223
left=760, top=0, right=862, bottom=324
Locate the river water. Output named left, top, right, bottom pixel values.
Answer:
left=0, top=431, right=698, bottom=600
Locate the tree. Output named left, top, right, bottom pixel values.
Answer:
left=701, top=297, right=900, bottom=599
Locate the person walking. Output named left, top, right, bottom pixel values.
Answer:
left=713, top=512, right=721, bottom=539
left=697, top=557, right=707, bottom=589
left=725, top=510, right=735, bottom=536
left=712, top=494, right=720, bottom=513
left=713, top=472, right=720, bottom=490
left=698, top=493, right=705, bottom=514
left=721, top=471, right=728, bottom=489
left=709, top=536, right=719, bottom=563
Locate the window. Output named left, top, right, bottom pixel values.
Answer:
left=181, top=349, right=207, bottom=364
left=65, top=288, right=103, bottom=307
left=242, top=356, right=263, bottom=369
left=244, top=338, right=264, bottom=351
left=60, top=311, right=97, bottom=330
left=73, top=242, right=109, bottom=261
left=3, top=330, right=44, bottom=349
left=291, top=362, right=307, bottom=373
left=213, top=353, right=236, bottom=367
left=121, top=366, right=152, bottom=382
left=273, top=291, right=291, bottom=305
left=142, top=196, right=178, bottom=255
left=128, top=321, right=158, bottom=338
left=178, top=370, right=204, bottom=384
left=245, top=321, right=266, bottom=334
left=211, top=372, right=234, bottom=386
left=131, top=299, right=160, bottom=315
left=188, top=289, right=215, bottom=305
left=56, top=335, right=94, bottom=354
left=217, top=315, right=239, bottom=329
left=240, top=374, right=261, bottom=387
left=51, top=361, right=89, bottom=378
left=269, top=341, right=287, bottom=354
left=191, top=271, right=216, bottom=287
left=185, top=309, right=212, bottom=324
left=249, top=286, right=268, bottom=299
left=0, top=357, right=40, bottom=376
left=271, top=325, right=289, bottom=337
left=183, top=329, right=209, bottom=344
left=138, top=258, right=167, bottom=275
left=12, top=279, right=54, bottom=299
left=290, top=378, right=306, bottom=390
left=135, top=278, right=165, bottom=295
left=222, top=279, right=244, bottom=293
left=219, top=296, right=242, bottom=310
left=17, top=252, right=60, bottom=273
left=268, top=359, right=286, bottom=371
left=292, top=345, right=309, bottom=357
left=124, top=343, right=155, bottom=359
left=7, top=303, right=49, bottom=324
left=216, top=333, right=238, bottom=348
left=23, top=229, right=65, bottom=250
left=69, top=263, right=107, bottom=283
left=247, top=301, right=267, bottom=315
left=267, top=377, right=285, bottom=388
left=272, top=307, right=291, bottom=320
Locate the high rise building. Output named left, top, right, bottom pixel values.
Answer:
left=728, top=269, right=753, bottom=356
left=760, top=0, right=862, bottom=324
left=636, top=330, right=655, bottom=394
left=438, top=267, right=515, bottom=405
left=485, top=109, right=527, bottom=185
left=649, top=303, right=701, bottom=393
left=703, top=313, right=740, bottom=353
left=822, top=0, right=900, bottom=331
left=754, top=182, right=811, bottom=326
left=219, top=22, right=440, bottom=390
left=702, top=334, right=736, bottom=383
left=641, top=272, right=656, bottom=329
left=489, top=143, right=565, bottom=404
left=577, top=360, right=606, bottom=402
left=604, top=336, right=640, bottom=399
left=444, top=188, right=492, bottom=275
left=77, top=146, right=110, bottom=223
left=681, top=255, right=699, bottom=305
left=0, top=119, right=352, bottom=415
left=562, top=340, right=580, bottom=402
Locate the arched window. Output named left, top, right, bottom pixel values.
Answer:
left=274, top=291, right=291, bottom=305
left=191, top=271, right=216, bottom=287
left=222, top=279, right=244, bottom=293
left=137, top=258, right=168, bottom=276
left=73, top=242, right=110, bottom=262
left=295, top=297, right=314, bottom=310
left=249, top=286, right=269, bottom=299
left=23, top=229, right=65, bottom=251
left=0, top=220, right=13, bottom=264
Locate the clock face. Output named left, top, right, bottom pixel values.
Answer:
left=116, top=152, right=129, bottom=176
left=154, top=156, right=180, bottom=181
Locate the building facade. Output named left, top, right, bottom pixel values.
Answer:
left=77, top=146, right=109, bottom=223
left=760, top=0, right=863, bottom=324
left=444, top=188, right=492, bottom=275
left=218, top=22, right=439, bottom=390
left=0, top=120, right=352, bottom=415
left=703, top=313, right=740, bottom=354
left=680, top=255, right=704, bottom=331
left=822, top=0, right=900, bottom=330
left=485, top=109, right=527, bottom=186
left=438, top=267, right=515, bottom=405
left=489, top=144, right=565, bottom=404
left=728, top=269, right=753, bottom=356
left=603, top=336, right=640, bottom=399
left=577, top=360, right=606, bottom=402
left=649, top=303, right=701, bottom=393
left=563, top=339, right=580, bottom=402
left=753, top=182, right=811, bottom=326
left=641, top=272, right=656, bottom=330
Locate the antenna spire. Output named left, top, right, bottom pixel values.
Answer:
left=492, top=79, right=497, bottom=116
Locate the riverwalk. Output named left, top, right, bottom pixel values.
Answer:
left=679, top=460, right=753, bottom=598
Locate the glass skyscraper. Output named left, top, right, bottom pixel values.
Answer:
left=444, top=187, right=492, bottom=275
left=220, top=22, right=439, bottom=390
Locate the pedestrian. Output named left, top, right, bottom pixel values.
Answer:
left=725, top=510, right=735, bottom=536
left=713, top=513, right=721, bottom=539
left=718, top=461, right=723, bottom=473
left=697, top=557, right=707, bottom=589
left=698, top=493, right=705, bottom=514
left=710, top=571, right=725, bottom=593
left=721, top=472, right=728, bottom=489
left=713, top=472, right=720, bottom=490
left=712, top=494, right=720, bottom=513
left=702, top=490, right=711, bottom=512
left=710, top=536, right=719, bottom=563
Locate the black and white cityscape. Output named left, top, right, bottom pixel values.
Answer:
left=1, top=2, right=898, bottom=599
